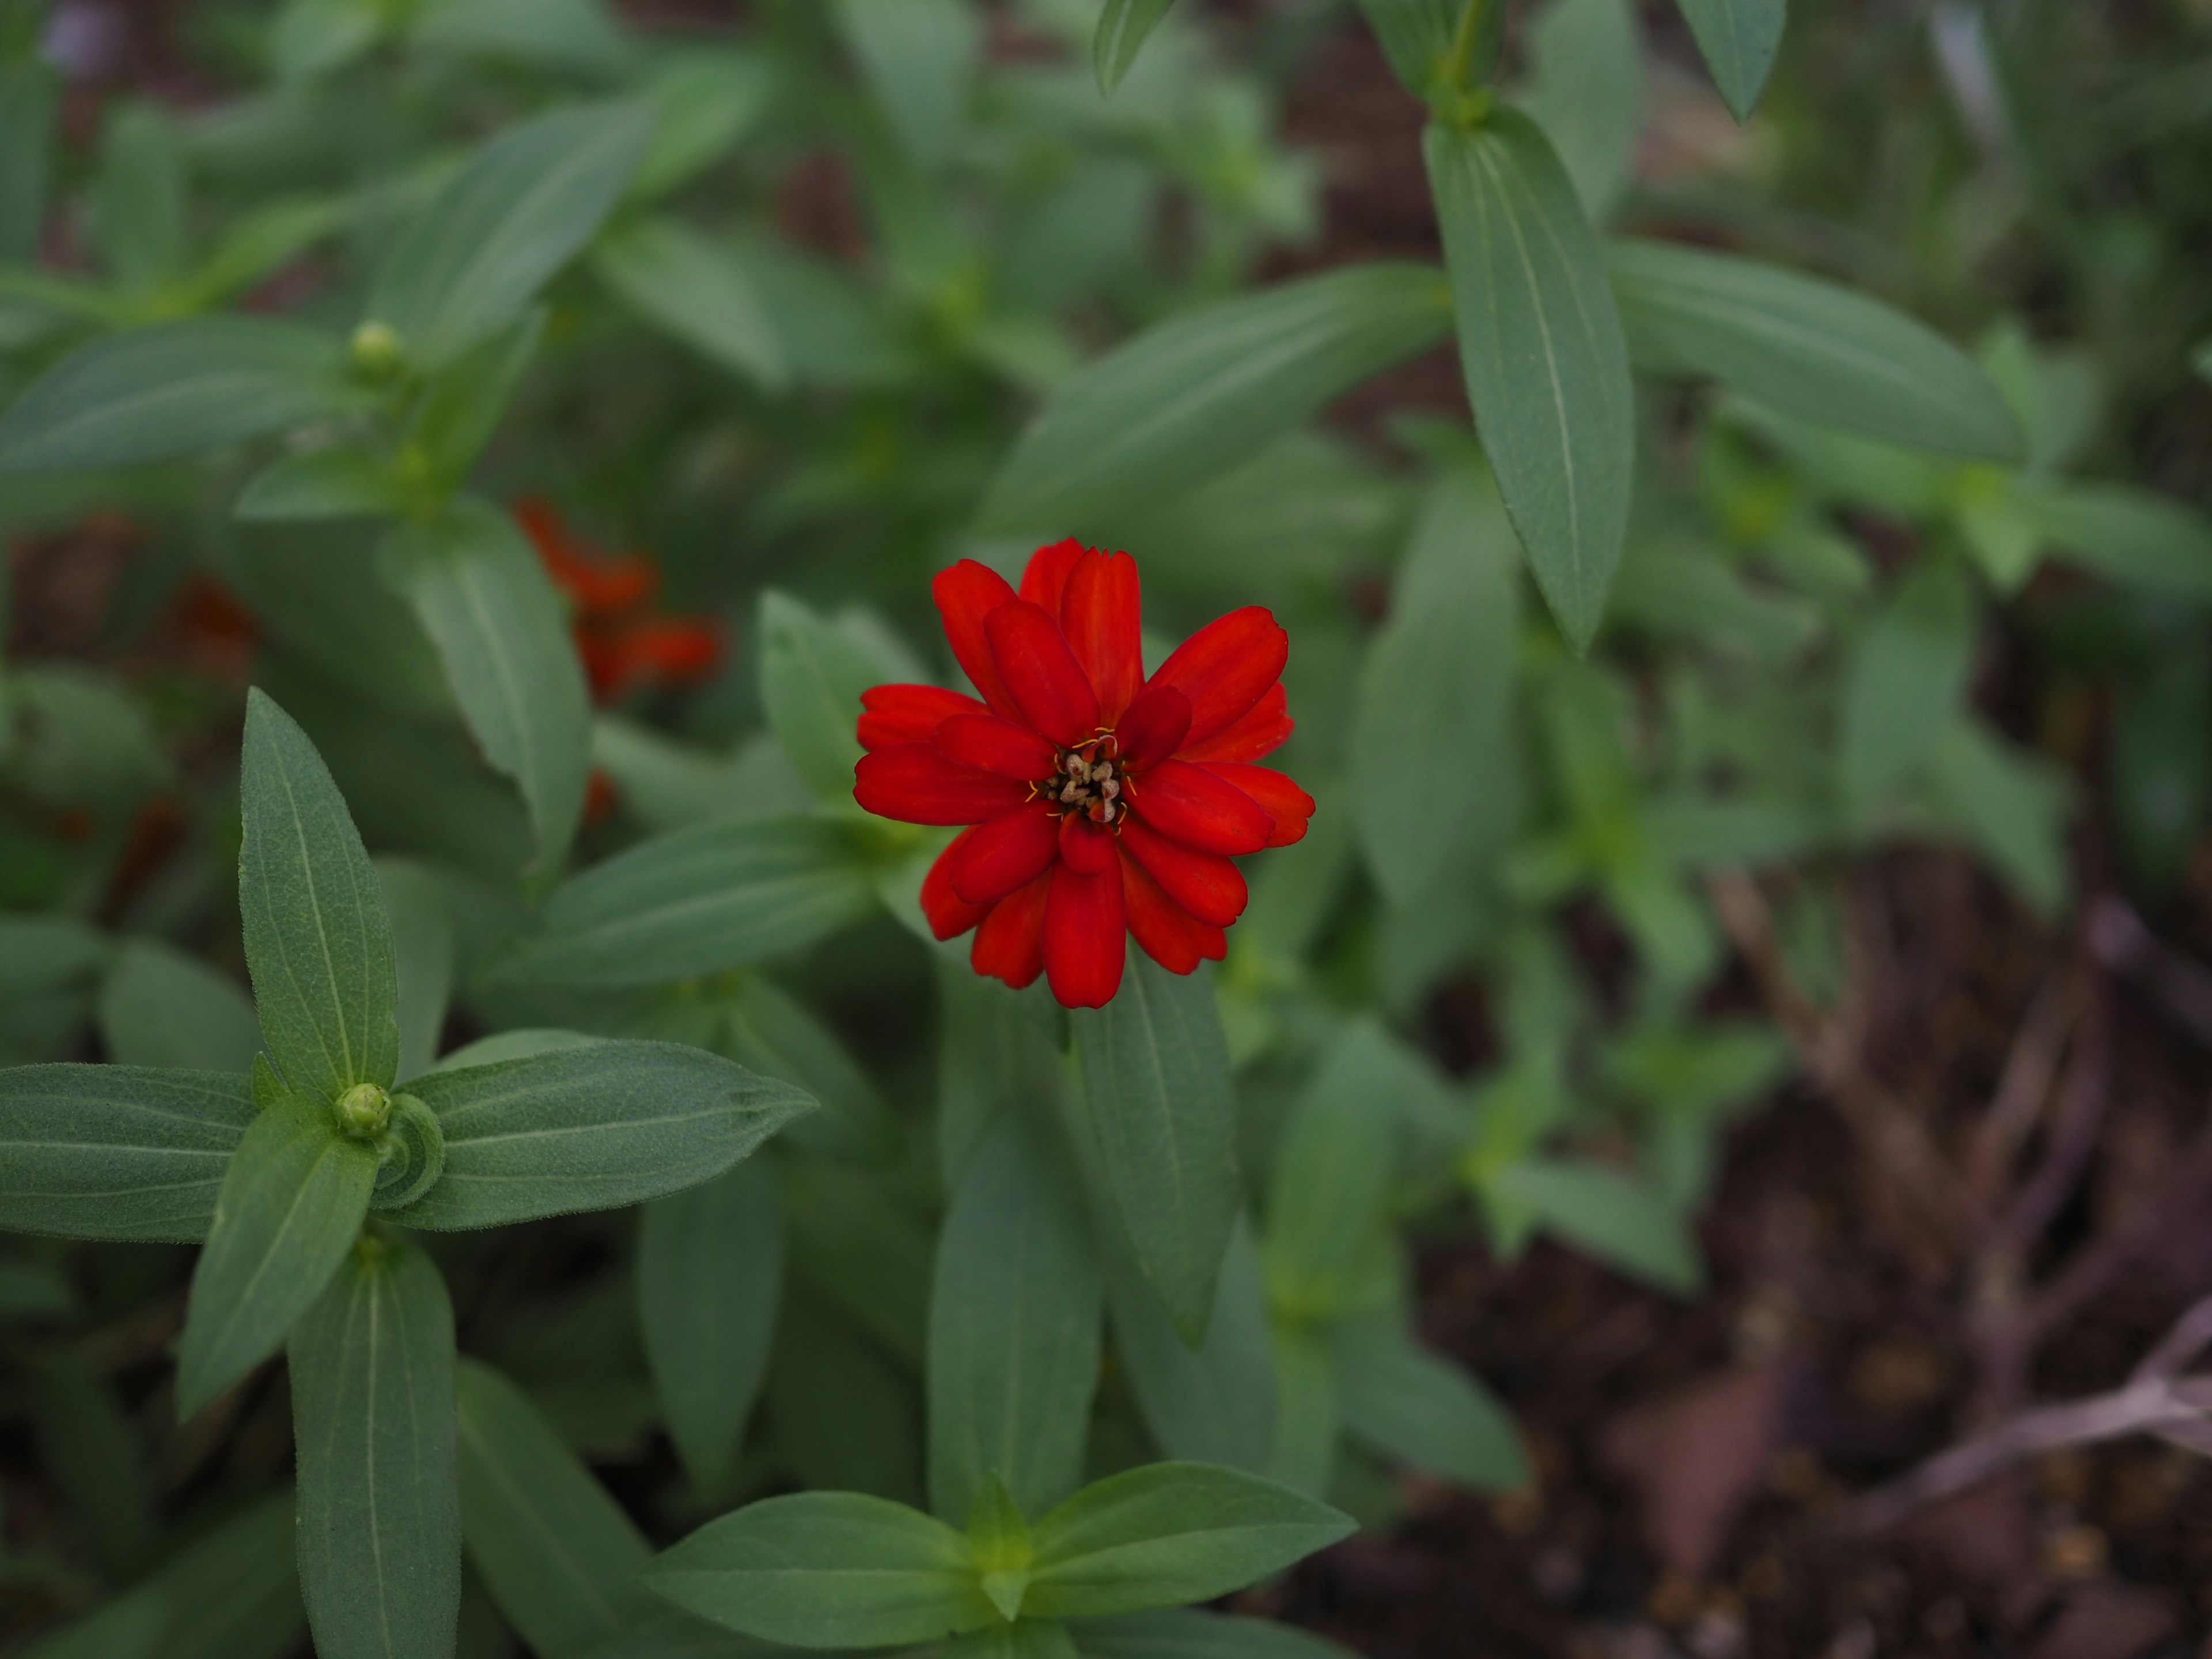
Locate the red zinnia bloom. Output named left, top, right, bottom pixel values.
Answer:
left=853, top=540, right=1313, bottom=1009
left=513, top=498, right=727, bottom=704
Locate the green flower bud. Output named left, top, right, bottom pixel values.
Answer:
left=336, top=1081, right=392, bottom=1139
left=349, top=320, right=406, bottom=381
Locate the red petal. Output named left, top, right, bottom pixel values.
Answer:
left=949, top=804, right=1061, bottom=905
left=984, top=601, right=1101, bottom=749
left=922, top=832, right=990, bottom=940
left=618, top=618, right=724, bottom=683
left=1126, top=759, right=1271, bottom=855
left=1119, top=847, right=1226, bottom=975
left=932, top=560, right=1022, bottom=718
left=933, top=712, right=1059, bottom=779
left=1179, top=683, right=1293, bottom=764
left=1044, top=861, right=1126, bottom=1009
left=972, top=873, right=1050, bottom=988
left=1202, top=763, right=1313, bottom=847
left=1062, top=550, right=1143, bottom=723
left=1020, top=539, right=1086, bottom=617
left=1147, top=607, right=1287, bottom=746
left=1058, top=812, right=1116, bottom=876
left=1119, top=816, right=1247, bottom=927
left=854, top=745, right=1031, bottom=825
left=1113, top=684, right=1191, bottom=772
left=860, top=684, right=987, bottom=750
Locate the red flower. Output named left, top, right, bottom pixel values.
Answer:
left=853, top=540, right=1313, bottom=1009
left=514, top=498, right=727, bottom=704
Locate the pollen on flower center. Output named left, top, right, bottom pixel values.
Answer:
left=1038, top=740, right=1124, bottom=825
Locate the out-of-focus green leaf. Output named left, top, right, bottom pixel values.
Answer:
left=719, top=974, right=897, bottom=1162
left=0, top=319, right=368, bottom=476
left=1609, top=240, right=2021, bottom=461
left=271, top=0, right=382, bottom=82
left=290, top=1238, right=460, bottom=1659
left=1926, top=718, right=2071, bottom=919
left=835, top=0, right=980, bottom=169
left=1487, top=1158, right=1702, bottom=1294
left=766, top=1285, right=926, bottom=1506
left=0, top=1065, right=253, bottom=1241
left=1838, top=559, right=1976, bottom=810
left=376, top=858, right=454, bottom=1080
left=98, top=938, right=260, bottom=1072
left=366, top=101, right=653, bottom=370
left=1426, top=111, right=1633, bottom=652
left=2026, top=483, right=2212, bottom=601
left=0, top=62, right=59, bottom=263
left=237, top=448, right=408, bottom=522
left=758, top=590, right=885, bottom=806
left=1675, top=0, right=1786, bottom=122
left=404, top=310, right=546, bottom=497
left=390, top=1040, right=812, bottom=1230
left=484, top=817, right=879, bottom=988
left=1262, top=1022, right=1410, bottom=1315
left=638, top=1160, right=783, bottom=1495
left=29, top=1351, right=156, bottom=1579
left=979, top=264, right=1451, bottom=536
left=2113, top=624, right=2211, bottom=897
left=410, top=0, right=637, bottom=75
left=1353, top=0, right=1476, bottom=94
left=594, top=219, right=786, bottom=391
left=1073, top=1609, right=1361, bottom=1659
left=1518, top=0, right=1643, bottom=223
left=1265, top=1325, right=1338, bottom=1498
left=1095, top=0, right=1180, bottom=96
left=631, top=51, right=777, bottom=200
left=1331, top=1317, right=1528, bottom=1490
left=93, top=104, right=189, bottom=293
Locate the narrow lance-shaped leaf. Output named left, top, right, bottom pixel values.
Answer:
left=290, top=1238, right=460, bottom=1659
left=833, top=0, right=980, bottom=169
left=1261, top=1020, right=1409, bottom=1312
left=374, top=857, right=454, bottom=1081
left=979, top=264, right=1452, bottom=536
left=0, top=318, right=370, bottom=476
left=387, top=1040, right=814, bottom=1230
left=1094, top=0, right=1179, bottom=96
left=380, top=501, right=592, bottom=874
left=592, top=217, right=787, bottom=390
left=0, top=1065, right=255, bottom=1241
left=1838, top=558, right=1977, bottom=809
left=0, top=61, right=60, bottom=263
left=1072, top=955, right=1240, bottom=1346
left=1608, top=240, right=2021, bottom=461
left=1517, top=0, right=1644, bottom=223
left=1352, top=0, right=1474, bottom=94
left=637, top=1159, right=785, bottom=1496
left=758, top=590, right=885, bottom=806
left=176, top=1091, right=378, bottom=1416
left=641, top=1490, right=998, bottom=1650
left=929, top=1108, right=1102, bottom=1525
left=97, top=938, right=261, bottom=1072
left=1425, top=109, right=1634, bottom=653
left=1675, top=0, right=1786, bottom=123
left=240, top=687, right=400, bottom=1103
left=1330, top=1315, right=1529, bottom=1490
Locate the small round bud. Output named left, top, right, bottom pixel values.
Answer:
left=336, top=1082, right=392, bottom=1139
left=349, top=320, right=406, bottom=381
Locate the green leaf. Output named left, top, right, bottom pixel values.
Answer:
left=1426, top=110, right=1635, bottom=652
left=239, top=687, right=401, bottom=1103
left=593, top=218, right=787, bottom=390
left=366, top=100, right=654, bottom=370
left=290, top=1238, right=460, bottom=1659
left=271, top=0, right=383, bottom=81
left=29, top=1350, right=156, bottom=1578
left=978, top=264, right=1451, bottom=536
left=783, top=1160, right=934, bottom=1368
left=183, top=195, right=351, bottom=312
left=176, top=1091, right=378, bottom=1415
left=1331, top=1318, right=1529, bottom=1490
left=2112, top=624, right=2211, bottom=897
left=0, top=1064, right=254, bottom=1241
left=1094, top=0, right=1179, bottom=96
left=1926, top=718, right=2071, bottom=920
left=641, top=1491, right=998, bottom=1649
left=1675, top=0, right=1786, bottom=122
left=19, top=1490, right=304, bottom=1659
left=631, top=50, right=778, bottom=202
left=1517, top=0, right=1643, bottom=223
left=380, top=501, right=592, bottom=873
left=637, top=1159, right=784, bottom=1494
left=0, top=62, right=59, bottom=263
left=937, top=964, right=1064, bottom=1187
left=237, top=448, right=410, bottom=522
left=2025, top=483, right=2212, bottom=601
left=388, top=1039, right=813, bottom=1230
left=93, top=103, right=188, bottom=291
left=1349, top=460, right=1520, bottom=910
left=484, top=816, right=879, bottom=988
left=0, top=318, right=369, bottom=476
left=98, top=938, right=261, bottom=1072
left=1073, top=1609, right=1361, bottom=1659
left=1024, top=1463, right=1354, bottom=1620
left=1072, top=955, right=1239, bottom=1347
left=1264, top=1325, right=1339, bottom=1498
left=929, top=1109, right=1102, bottom=1524
left=1488, top=1157, right=1702, bottom=1294
left=404, top=309, right=547, bottom=494
left=766, top=1285, right=926, bottom=1507
left=1608, top=240, right=2021, bottom=461
left=456, top=1360, right=669, bottom=1659
left=376, top=857, right=455, bottom=1081
left=953, top=1622, right=1083, bottom=1659
left=407, top=0, right=636, bottom=76
left=758, top=590, right=887, bottom=806
left=1261, top=1021, right=1409, bottom=1313
left=1838, top=559, right=1976, bottom=810
left=721, top=972, right=899, bottom=1162
left=833, top=0, right=981, bottom=169
left=1351, top=0, right=1475, bottom=94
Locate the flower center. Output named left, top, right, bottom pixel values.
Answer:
left=1040, top=740, right=1123, bottom=825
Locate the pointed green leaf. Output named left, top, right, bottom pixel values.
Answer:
left=1072, top=956, right=1238, bottom=1346
left=1426, top=111, right=1633, bottom=652
left=2025, top=483, right=2212, bottom=601
left=98, top=938, right=261, bottom=1072
left=237, top=448, right=410, bottom=522
left=766, top=1285, right=927, bottom=1507
left=1351, top=0, right=1474, bottom=94
left=1094, top=0, right=1179, bottom=95
left=1024, top=1464, right=1354, bottom=1620
left=0, top=319, right=369, bottom=476
left=758, top=590, right=885, bottom=806
left=1518, top=0, right=1644, bottom=223
left=290, top=1238, right=460, bottom=1659
left=593, top=217, right=787, bottom=390
left=404, top=310, right=547, bottom=496
left=641, top=1491, right=997, bottom=1649
left=929, top=1109, right=1102, bottom=1525
left=1262, top=1022, right=1410, bottom=1311
left=176, top=1091, right=378, bottom=1415
left=1838, top=559, right=1976, bottom=809
left=483, top=816, right=880, bottom=988
left=833, top=0, right=981, bottom=169
left=1264, top=1325, right=1339, bottom=1498
left=1073, top=1609, right=1361, bottom=1659
left=367, top=100, right=654, bottom=369
left=978, top=264, right=1452, bottom=536
left=1675, top=0, right=1785, bottom=122
left=0, top=62, right=59, bottom=264
left=1108, top=1221, right=1278, bottom=1471
left=721, top=972, right=899, bottom=1162
left=93, top=103, right=188, bottom=291
left=1490, top=1157, right=1702, bottom=1294
left=380, top=501, right=592, bottom=873
left=240, top=687, right=400, bottom=1103
left=1608, top=240, right=2020, bottom=460
left=29, top=1350, right=157, bottom=1578
left=271, top=0, right=382, bottom=82
left=387, top=1040, right=813, bottom=1230
left=1926, top=718, right=2071, bottom=921
left=0, top=1064, right=255, bottom=1241
left=1331, top=1317, right=1528, bottom=1490
left=637, top=1159, right=783, bottom=1495
left=375, top=857, right=454, bottom=1081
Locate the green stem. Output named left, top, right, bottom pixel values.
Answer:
left=1440, top=0, right=1487, bottom=94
